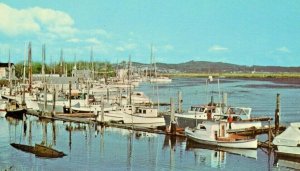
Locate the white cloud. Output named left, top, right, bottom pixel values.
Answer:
left=277, top=46, right=290, bottom=53
left=85, top=38, right=103, bottom=45
left=209, top=45, right=228, bottom=52
left=0, top=3, right=76, bottom=37
left=67, top=38, right=81, bottom=43
left=116, top=43, right=137, bottom=52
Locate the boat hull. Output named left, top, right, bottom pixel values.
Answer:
left=185, top=129, right=257, bottom=149
left=276, top=146, right=300, bottom=157
left=5, top=108, right=26, bottom=120
left=10, top=143, right=66, bottom=158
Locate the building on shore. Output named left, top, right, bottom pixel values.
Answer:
left=0, top=63, right=16, bottom=80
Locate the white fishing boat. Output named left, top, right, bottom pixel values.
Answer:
left=164, top=103, right=261, bottom=130
left=273, top=122, right=300, bottom=157
left=185, top=121, right=257, bottom=149
left=149, top=76, right=172, bottom=83
left=96, top=105, right=165, bottom=128
left=0, top=100, right=7, bottom=117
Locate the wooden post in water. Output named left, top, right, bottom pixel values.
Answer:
left=170, top=97, right=176, bottom=135
left=275, top=93, right=280, bottom=136
left=268, top=119, right=271, bottom=148
left=178, top=91, right=182, bottom=113
left=69, top=81, right=72, bottom=114
left=101, top=96, right=104, bottom=123
left=22, top=85, right=26, bottom=107
left=52, top=87, right=56, bottom=117
left=106, top=88, right=109, bottom=103
left=43, top=83, right=47, bottom=116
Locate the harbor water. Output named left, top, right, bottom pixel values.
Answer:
left=1, top=78, right=300, bottom=170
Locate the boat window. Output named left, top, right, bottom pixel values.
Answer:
left=199, top=108, right=205, bottom=112
left=143, top=110, right=146, bottom=114
left=199, top=126, right=206, bottom=130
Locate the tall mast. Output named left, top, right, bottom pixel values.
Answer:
left=90, top=47, right=94, bottom=80
left=149, top=44, right=153, bottom=79
left=23, top=42, right=26, bottom=84
left=60, top=48, right=63, bottom=77
left=128, top=55, right=132, bottom=105
left=8, top=49, right=12, bottom=95
left=28, top=42, right=32, bottom=93
left=42, top=44, right=46, bottom=82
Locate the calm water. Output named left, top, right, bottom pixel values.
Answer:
left=1, top=78, right=300, bottom=170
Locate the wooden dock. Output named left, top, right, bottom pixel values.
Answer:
left=26, top=108, right=285, bottom=149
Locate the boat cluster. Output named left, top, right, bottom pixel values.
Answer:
left=1, top=75, right=298, bottom=156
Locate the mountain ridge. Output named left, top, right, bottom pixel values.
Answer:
left=132, top=60, right=300, bottom=73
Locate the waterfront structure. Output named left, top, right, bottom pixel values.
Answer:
left=0, top=63, right=15, bottom=80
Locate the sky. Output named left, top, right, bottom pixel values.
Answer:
left=0, top=0, right=299, bottom=66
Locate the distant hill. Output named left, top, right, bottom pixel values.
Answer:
left=132, top=60, right=300, bottom=73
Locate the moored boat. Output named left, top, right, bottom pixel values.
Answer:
left=185, top=121, right=257, bottom=149
left=273, top=122, right=300, bottom=157
left=10, top=143, right=66, bottom=158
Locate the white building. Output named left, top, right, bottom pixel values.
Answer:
left=0, top=63, right=16, bottom=80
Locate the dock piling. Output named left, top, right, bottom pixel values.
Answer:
left=69, top=81, right=72, bottom=114
left=178, top=91, right=182, bottom=113
left=275, top=93, right=280, bottom=136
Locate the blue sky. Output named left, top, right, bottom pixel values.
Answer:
left=0, top=1, right=299, bottom=66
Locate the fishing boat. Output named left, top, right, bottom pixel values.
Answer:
left=273, top=122, right=300, bottom=157
left=164, top=103, right=262, bottom=130
left=185, top=121, right=257, bottom=149
left=5, top=100, right=26, bottom=120
left=10, top=143, right=66, bottom=158
left=149, top=76, right=172, bottom=83
left=0, top=100, right=7, bottom=117
left=96, top=105, right=165, bottom=128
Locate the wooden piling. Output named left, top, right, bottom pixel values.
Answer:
left=69, top=81, right=72, bottom=114
left=178, top=91, right=182, bottom=113
left=170, top=97, right=176, bottom=135
left=268, top=119, right=271, bottom=148
left=52, top=87, right=56, bottom=117
left=22, top=85, right=26, bottom=107
left=275, top=93, right=280, bottom=136
left=101, top=96, right=104, bottom=123
left=106, top=88, right=109, bottom=103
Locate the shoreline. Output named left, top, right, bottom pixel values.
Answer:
left=163, top=73, right=300, bottom=85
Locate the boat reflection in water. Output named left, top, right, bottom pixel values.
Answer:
left=185, top=139, right=257, bottom=169
left=274, top=152, right=300, bottom=170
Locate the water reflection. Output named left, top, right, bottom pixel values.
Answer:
left=273, top=152, right=300, bottom=170
left=0, top=115, right=281, bottom=170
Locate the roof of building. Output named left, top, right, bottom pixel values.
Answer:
left=0, top=63, right=15, bottom=67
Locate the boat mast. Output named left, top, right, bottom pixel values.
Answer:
left=90, top=47, right=94, bottom=80
left=128, top=55, right=132, bottom=105
left=149, top=44, right=153, bottom=81
left=28, top=42, right=32, bottom=93
left=8, top=49, right=12, bottom=95
left=60, top=48, right=63, bottom=77
left=23, top=42, right=26, bottom=84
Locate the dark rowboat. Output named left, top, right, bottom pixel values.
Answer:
left=5, top=108, right=26, bottom=120
left=10, top=143, right=66, bottom=158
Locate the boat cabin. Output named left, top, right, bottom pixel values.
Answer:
left=188, top=104, right=222, bottom=120
left=196, top=121, right=228, bottom=140
left=122, top=105, right=158, bottom=117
